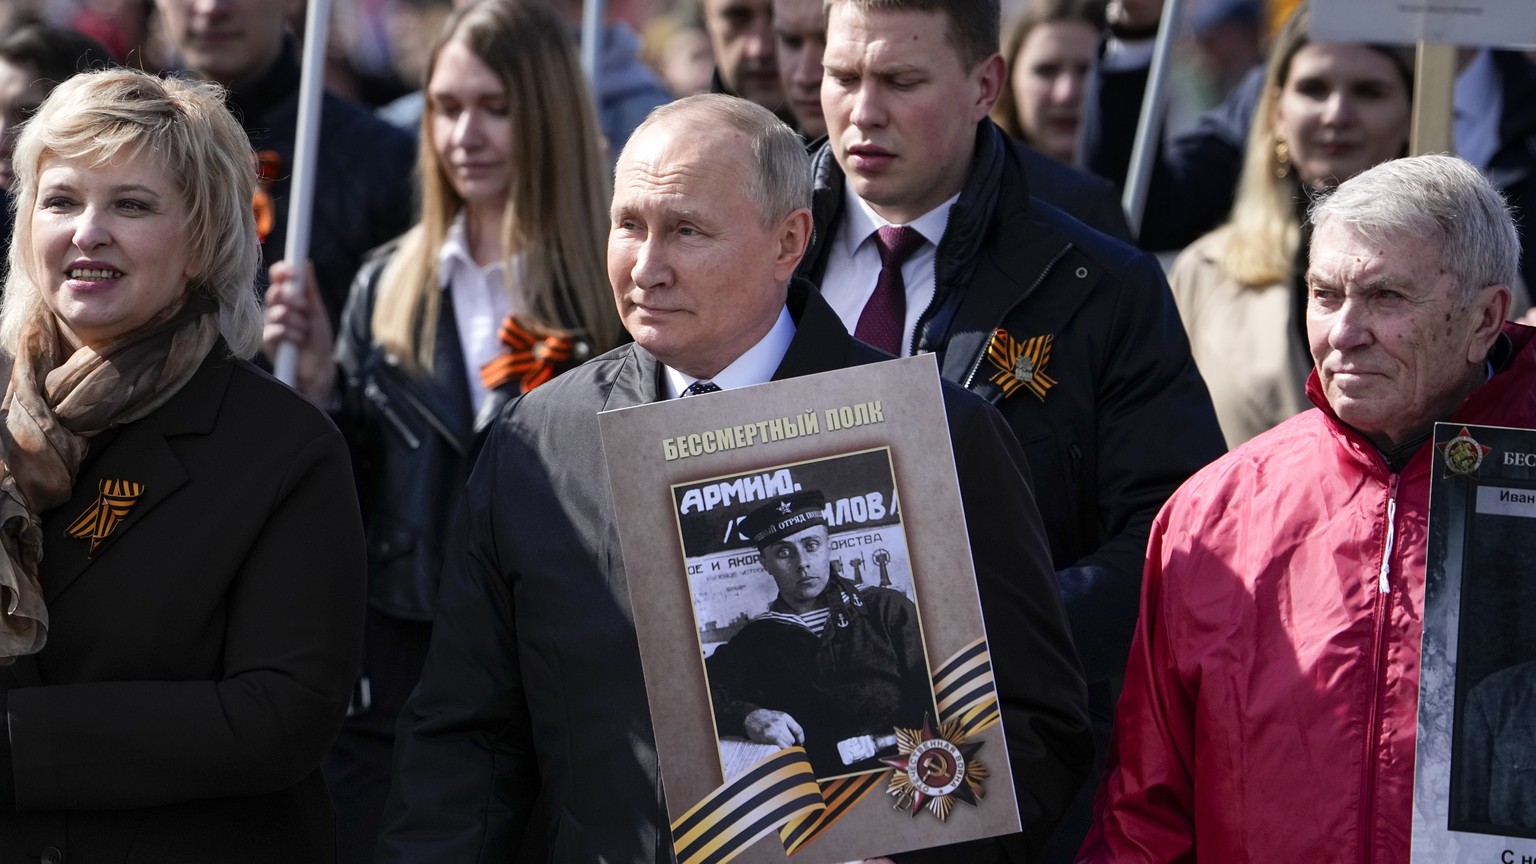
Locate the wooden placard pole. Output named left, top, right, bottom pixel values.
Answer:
left=1410, top=42, right=1457, bottom=156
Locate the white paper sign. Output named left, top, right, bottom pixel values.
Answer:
left=1311, top=0, right=1536, bottom=48
left=1474, top=485, right=1536, bottom=518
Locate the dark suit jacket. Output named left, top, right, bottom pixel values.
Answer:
left=228, top=39, right=416, bottom=327
left=379, top=283, right=1092, bottom=863
left=0, top=349, right=367, bottom=864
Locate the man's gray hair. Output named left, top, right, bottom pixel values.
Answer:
left=623, top=93, right=811, bottom=228
left=1309, top=154, right=1518, bottom=305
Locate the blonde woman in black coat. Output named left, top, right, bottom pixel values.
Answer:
left=0, top=68, right=365, bottom=862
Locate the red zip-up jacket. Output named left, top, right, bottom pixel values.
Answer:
left=1077, top=324, right=1536, bottom=864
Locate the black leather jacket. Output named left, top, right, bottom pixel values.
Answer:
left=334, top=245, right=510, bottom=621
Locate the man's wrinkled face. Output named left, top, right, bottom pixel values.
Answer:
left=1306, top=217, right=1505, bottom=450
left=607, top=122, right=808, bottom=380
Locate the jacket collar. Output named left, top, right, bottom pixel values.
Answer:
left=774, top=278, right=885, bottom=379
left=804, top=121, right=1016, bottom=279
left=605, top=343, right=665, bottom=411
left=381, top=291, right=481, bottom=455
left=941, top=121, right=1009, bottom=268
left=1305, top=323, right=1536, bottom=472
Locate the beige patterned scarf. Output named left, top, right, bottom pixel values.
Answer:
left=0, top=294, right=219, bottom=663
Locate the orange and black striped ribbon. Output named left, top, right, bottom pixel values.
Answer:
left=671, top=746, right=823, bottom=864
left=776, top=770, right=884, bottom=855
left=66, top=479, right=143, bottom=556
left=933, top=637, right=1000, bottom=738
left=479, top=314, right=574, bottom=393
left=985, top=330, right=1057, bottom=401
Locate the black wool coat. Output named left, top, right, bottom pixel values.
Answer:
left=0, top=350, right=367, bottom=864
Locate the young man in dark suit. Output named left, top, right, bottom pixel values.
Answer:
left=800, top=1, right=1225, bottom=857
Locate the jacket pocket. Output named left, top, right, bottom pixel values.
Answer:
left=1013, top=429, right=1086, bottom=559
left=364, top=514, right=439, bottom=620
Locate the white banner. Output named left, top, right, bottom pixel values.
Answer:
left=1311, top=0, right=1536, bottom=48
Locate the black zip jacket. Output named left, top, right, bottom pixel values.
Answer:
left=798, top=120, right=1225, bottom=688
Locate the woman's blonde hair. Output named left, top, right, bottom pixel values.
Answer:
left=1, top=67, right=262, bottom=355
left=373, top=0, right=619, bottom=373
left=1221, top=3, right=1413, bottom=286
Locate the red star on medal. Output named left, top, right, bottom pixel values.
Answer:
left=879, top=715, right=988, bottom=820
left=1436, top=427, right=1492, bottom=476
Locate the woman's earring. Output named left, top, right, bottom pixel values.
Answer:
left=1274, top=138, right=1292, bottom=180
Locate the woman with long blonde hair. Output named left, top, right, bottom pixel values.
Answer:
left=1168, top=3, right=1413, bottom=447
left=262, top=0, right=620, bottom=859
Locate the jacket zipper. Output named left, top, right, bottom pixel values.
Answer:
left=1377, top=477, right=1398, bottom=594
left=1360, top=472, right=1399, bottom=864
left=364, top=380, right=421, bottom=450
left=381, top=376, right=470, bottom=457
left=961, top=243, right=1075, bottom=389
left=907, top=208, right=957, bottom=357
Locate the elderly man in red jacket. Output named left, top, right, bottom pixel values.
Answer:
left=1079, top=153, right=1536, bottom=864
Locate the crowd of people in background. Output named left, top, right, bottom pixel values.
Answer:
left=0, top=0, right=1534, bottom=862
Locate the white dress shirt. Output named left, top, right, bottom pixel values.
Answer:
left=817, top=186, right=956, bottom=357
left=439, top=215, right=521, bottom=413
left=663, top=305, right=796, bottom=398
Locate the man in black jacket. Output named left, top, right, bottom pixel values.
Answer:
left=380, top=93, right=1091, bottom=863
left=803, top=0, right=1225, bottom=858
left=155, top=0, right=415, bottom=327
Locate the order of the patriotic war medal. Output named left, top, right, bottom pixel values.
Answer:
left=880, top=715, right=988, bottom=821
left=1437, top=426, right=1491, bottom=476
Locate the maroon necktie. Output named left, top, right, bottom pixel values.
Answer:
left=854, top=225, right=925, bottom=356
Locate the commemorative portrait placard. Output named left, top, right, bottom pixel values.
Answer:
left=598, top=355, right=1020, bottom=864
left=1412, top=423, right=1536, bottom=863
